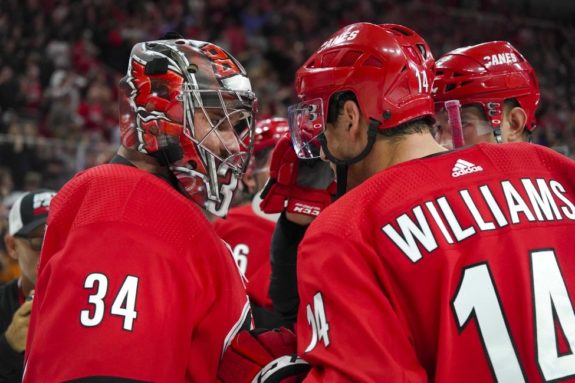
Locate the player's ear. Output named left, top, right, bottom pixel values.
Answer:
left=506, top=107, right=527, bottom=142
left=4, top=234, right=18, bottom=261
left=343, top=100, right=362, bottom=138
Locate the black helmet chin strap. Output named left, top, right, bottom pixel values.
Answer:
left=318, top=118, right=381, bottom=198
left=493, top=127, right=503, bottom=144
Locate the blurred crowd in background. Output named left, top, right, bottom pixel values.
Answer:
left=1, top=0, right=574, bottom=280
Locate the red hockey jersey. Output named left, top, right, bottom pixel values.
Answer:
left=23, top=164, right=250, bottom=383
left=213, top=197, right=278, bottom=309
left=297, top=143, right=575, bottom=382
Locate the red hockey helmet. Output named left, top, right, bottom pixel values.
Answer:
left=242, top=117, right=288, bottom=180
left=118, top=38, right=257, bottom=217
left=433, top=41, right=540, bottom=132
left=252, top=117, right=289, bottom=156
left=288, top=22, right=435, bottom=159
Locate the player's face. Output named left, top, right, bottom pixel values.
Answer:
left=322, top=118, right=358, bottom=161
left=13, top=225, right=45, bottom=285
left=193, top=109, right=242, bottom=158
left=434, top=105, right=495, bottom=148
left=322, top=119, right=370, bottom=189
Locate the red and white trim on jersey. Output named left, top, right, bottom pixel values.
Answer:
left=221, top=299, right=252, bottom=358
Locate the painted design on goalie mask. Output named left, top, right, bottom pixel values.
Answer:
left=119, top=39, right=257, bottom=217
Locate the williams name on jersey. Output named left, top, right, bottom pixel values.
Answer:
left=382, top=172, right=574, bottom=262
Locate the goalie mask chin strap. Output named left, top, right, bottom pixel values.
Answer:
left=319, top=118, right=380, bottom=199
left=149, top=142, right=184, bottom=166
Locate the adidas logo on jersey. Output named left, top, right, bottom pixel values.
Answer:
left=452, top=159, right=483, bottom=177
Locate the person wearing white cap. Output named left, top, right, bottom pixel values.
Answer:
left=0, top=189, right=55, bottom=383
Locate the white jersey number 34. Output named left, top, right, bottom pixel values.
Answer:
left=80, top=273, right=139, bottom=331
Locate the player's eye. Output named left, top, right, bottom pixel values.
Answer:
left=432, top=123, right=442, bottom=137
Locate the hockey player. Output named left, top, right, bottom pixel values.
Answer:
left=266, top=22, right=575, bottom=381
left=23, top=36, right=256, bottom=382
left=432, top=41, right=540, bottom=147
left=213, top=117, right=288, bottom=328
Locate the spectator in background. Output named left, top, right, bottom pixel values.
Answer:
left=0, top=190, right=55, bottom=383
left=19, top=60, right=43, bottom=116
left=0, top=168, right=14, bottom=202
left=76, top=78, right=115, bottom=140
left=0, top=168, right=16, bottom=284
left=0, top=120, right=44, bottom=190
left=0, top=222, right=15, bottom=285
left=0, top=0, right=574, bottom=204
left=0, top=66, right=22, bottom=112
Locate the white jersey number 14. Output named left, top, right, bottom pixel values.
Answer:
left=453, top=249, right=575, bottom=382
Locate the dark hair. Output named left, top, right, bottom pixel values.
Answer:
left=378, top=117, right=433, bottom=138
left=504, top=98, right=520, bottom=110
left=327, top=90, right=433, bottom=139
left=327, top=91, right=359, bottom=123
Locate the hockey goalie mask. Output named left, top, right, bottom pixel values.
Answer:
left=119, top=39, right=257, bottom=217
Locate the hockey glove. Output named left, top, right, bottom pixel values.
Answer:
left=259, top=135, right=335, bottom=217
left=217, top=327, right=310, bottom=383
